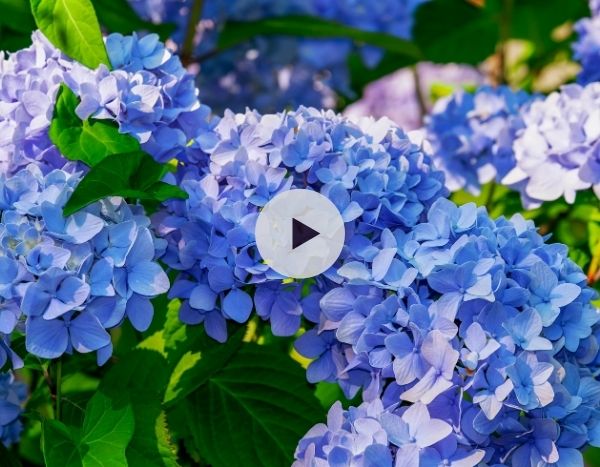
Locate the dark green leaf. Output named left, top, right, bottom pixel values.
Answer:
left=42, top=419, right=80, bottom=467
left=42, top=392, right=134, bottom=467
left=30, top=0, right=111, bottom=69
left=49, top=84, right=140, bottom=166
left=99, top=349, right=179, bottom=467
left=0, top=26, right=34, bottom=52
left=0, top=0, right=36, bottom=33
left=0, top=442, right=22, bottom=467
left=218, top=15, right=422, bottom=60
left=91, top=0, right=175, bottom=40
left=413, top=0, right=498, bottom=65
left=164, top=326, right=245, bottom=406
left=182, top=344, right=323, bottom=467
left=63, top=150, right=187, bottom=215
left=507, top=0, right=588, bottom=54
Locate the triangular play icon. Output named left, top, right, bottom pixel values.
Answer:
left=292, top=218, right=320, bottom=249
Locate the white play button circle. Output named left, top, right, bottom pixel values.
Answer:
left=255, top=189, right=345, bottom=279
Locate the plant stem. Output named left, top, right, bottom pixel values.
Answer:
left=484, top=182, right=497, bottom=211
left=55, top=359, right=63, bottom=421
left=412, top=65, right=427, bottom=126
left=588, top=244, right=600, bottom=285
left=497, top=0, right=514, bottom=85
left=181, top=0, right=205, bottom=66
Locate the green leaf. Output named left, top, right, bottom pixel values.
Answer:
left=218, top=15, right=422, bottom=60
left=30, top=0, right=111, bottom=69
left=413, top=0, right=498, bottom=65
left=164, top=326, right=245, bottom=406
left=182, top=344, right=323, bottom=467
left=42, top=419, right=81, bottom=467
left=63, top=150, right=187, bottom=215
left=91, top=0, right=175, bottom=40
left=0, top=0, right=36, bottom=53
left=42, top=392, right=134, bottom=467
left=0, top=442, right=22, bottom=467
left=0, top=0, right=36, bottom=33
left=98, top=349, right=179, bottom=467
left=49, top=84, right=140, bottom=166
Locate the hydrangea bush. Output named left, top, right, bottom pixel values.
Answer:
left=2, top=0, right=600, bottom=465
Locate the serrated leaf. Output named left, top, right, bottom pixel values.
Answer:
left=91, top=0, right=175, bottom=40
left=49, top=84, right=140, bottom=166
left=30, top=0, right=111, bottom=69
left=99, top=349, right=179, bottom=467
left=182, top=344, right=323, bottom=467
left=164, top=326, right=245, bottom=406
left=42, top=392, right=134, bottom=467
left=218, top=15, right=422, bottom=60
left=63, top=150, right=186, bottom=215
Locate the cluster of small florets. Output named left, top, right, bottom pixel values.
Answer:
left=0, top=165, right=169, bottom=364
left=129, top=0, right=428, bottom=113
left=0, top=372, right=26, bottom=447
left=294, top=399, right=485, bottom=466
left=503, top=82, right=600, bottom=207
left=573, top=0, right=600, bottom=85
left=425, top=85, right=533, bottom=194
left=293, top=197, right=600, bottom=465
left=153, top=107, right=446, bottom=342
left=0, top=31, right=215, bottom=175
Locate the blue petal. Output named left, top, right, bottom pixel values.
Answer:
left=70, top=312, right=111, bottom=353
left=26, top=316, right=69, bottom=359
left=128, top=261, right=169, bottom=296
left=189, top=285, right=217, bottom=311
left=126, top=227, right=155, bottom=264
left=294, top=330, right=327, bottom=358
left=222, top=289, right=253, bottom=323
left=126, top=295, right=154, bottom=332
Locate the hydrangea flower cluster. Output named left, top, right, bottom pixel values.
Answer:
left=0, top=165, right=169, bottom=364
left=294, top=399, right=484, bottom=466
left=0, top=372, right=26, bottom=447
left=345, top=62, right=484, bottom=131
left=153, top=107, right=446, bottom=342
left=573, top=0, right=600, bottom=85
left=294, top=197, right=600, bottom=465
left=503, top=82, right=600, bottom=207
left=424, top=85, right=533, bottom=194
left=0, top=30, right=215, bottom=175
left=129, top=0, right=428, bottom=113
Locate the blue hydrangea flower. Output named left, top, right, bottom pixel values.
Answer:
left=153, top=108, right=446, bottom=343
left=0, top=372, right=26, bottom=447
left=503, top=82, right=600, bottom=207
left=293, top=398, right=484, bottom=466
left=573, top=1, right=600, bottom=85
left=425, top=85, right=534, bottom=194
left=0, top=166, right=169, bottom=364
left=0, top=31, right=217, bottom=175
left=294, top=197, right=600, bottom=465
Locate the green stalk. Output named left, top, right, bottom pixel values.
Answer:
left=55, top=359, right=63, bottom=421
left=181, top=0, right=205, bottom=66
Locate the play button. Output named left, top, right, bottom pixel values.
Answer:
left=255, top=189, right=345, bottom=279
left=292, top=218, right=320, bottom=249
